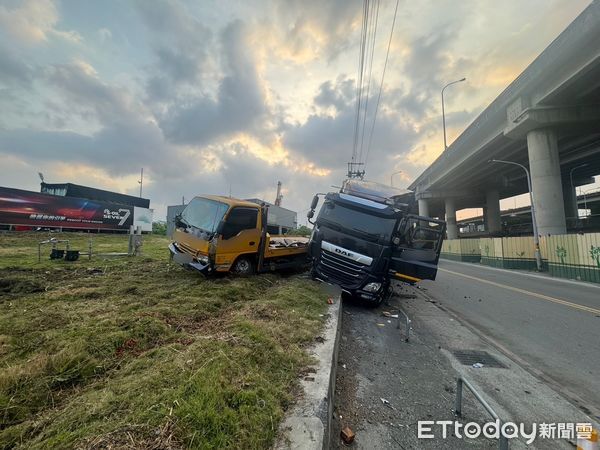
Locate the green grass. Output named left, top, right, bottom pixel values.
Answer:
left=0, top=232, right=327, bottom=449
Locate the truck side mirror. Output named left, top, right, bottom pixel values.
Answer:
left=310, top=195, right=319, bottom=210
left=307, top=210, right=314, bottom=219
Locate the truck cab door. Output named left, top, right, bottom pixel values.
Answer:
left=390, top=215, right=446, bottom=283
left=215, top=207, right=261, bottom=270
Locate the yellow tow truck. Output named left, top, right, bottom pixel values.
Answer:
left=169, top=195, right=309, bottom=274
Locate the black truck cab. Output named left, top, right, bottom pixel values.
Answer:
left=307, top=180, right=445, bottom=304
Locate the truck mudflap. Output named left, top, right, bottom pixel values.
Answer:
left=169, top=243, right=210, bottom=274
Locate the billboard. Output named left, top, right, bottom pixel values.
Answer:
left=133, top=206, right=154, bottom=232
left=0, top=186, right=134, bottom=231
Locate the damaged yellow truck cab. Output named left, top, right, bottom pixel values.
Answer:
left=169, top=195, right=309, bottom=275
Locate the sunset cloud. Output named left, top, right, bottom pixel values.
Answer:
left=0, top=0, right=591, bottom=221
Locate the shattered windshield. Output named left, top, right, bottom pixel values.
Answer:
left=181, top=197, right=229, bottom=233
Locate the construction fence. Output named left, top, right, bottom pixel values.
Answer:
left=441, top=233, right=600, bottom=283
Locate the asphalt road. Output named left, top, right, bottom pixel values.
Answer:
left=420, top=260, right=600, bottom=415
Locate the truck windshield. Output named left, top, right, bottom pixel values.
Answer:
left=181, top=197, right=229, bottom=233
left=318, top=201, right=396, bottom=242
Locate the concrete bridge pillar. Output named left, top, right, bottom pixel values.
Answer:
left=485, top=189, right=502, bottom=234
left=562, top=179, right=578, bottom=224
left=526, top=128, right=567, bottom=235
left=445, top=198, right=458, bottom=239
left=418, top=199, right=430, bottom=217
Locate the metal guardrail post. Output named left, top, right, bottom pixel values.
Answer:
left=396, top=308, right=411, bottom=342
left=454, top=377, right=509, bottom=450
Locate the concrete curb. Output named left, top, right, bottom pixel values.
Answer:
left=274, top=286, right=342, bottom=450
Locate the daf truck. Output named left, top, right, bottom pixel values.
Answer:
left=306, top=180, right=446, bottom=304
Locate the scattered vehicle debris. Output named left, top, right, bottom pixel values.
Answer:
left=472, top=362, right=484, bottom=368
left=382, top=311, right=399, bottom=318
left=380, top=398, right=396, bottom=410
left=341, top=426, right=356, bottom=445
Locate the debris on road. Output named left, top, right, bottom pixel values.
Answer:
left=380, top=398, right=396, bottom=410
left=328, top=297, right=334, bottom=304
left=341, top=426, right=356, bottom=445
left=382, top=311, right=399, bottom=318
left=377, top=323, right=385, bottom=327
left=472, top=362, right=484, bottom=368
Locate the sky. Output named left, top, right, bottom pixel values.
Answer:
left=0, top=0, right=593, bottom=223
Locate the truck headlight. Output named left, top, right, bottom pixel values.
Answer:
left=363, top=282, right=381, bottom=293
left=197, top=256, right=209, bottom=265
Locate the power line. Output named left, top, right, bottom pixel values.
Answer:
left=358, top=0, right=380, bottom=165
left=351, top=0, right=369, bottom=165
left=364, top=0, right=400, bottom=172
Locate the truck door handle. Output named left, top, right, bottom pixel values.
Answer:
left=249, top=241, right=255, bottom=246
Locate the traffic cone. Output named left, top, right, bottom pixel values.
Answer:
left=578, top=428, right=599, bottom=450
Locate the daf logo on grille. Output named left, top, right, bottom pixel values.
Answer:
left=335, top=248, right=354, bottom=258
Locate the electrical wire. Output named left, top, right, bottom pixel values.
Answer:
left=351, top=0, right=369, bottom=165
left=357, top=0, right=380, bottom=165
left=363, top=0, right=400, bottom=172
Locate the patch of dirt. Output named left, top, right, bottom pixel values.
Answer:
left=0, top=278, right=45, bottom=295
left=83, top=420, right=183, bottom=450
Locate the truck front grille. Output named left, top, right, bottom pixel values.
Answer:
left=176, top=242, right=197, bottom=256
left=318, top=249, right=367, bottom=285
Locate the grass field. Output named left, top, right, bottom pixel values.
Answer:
left=0, top=232, right=327, bottom=449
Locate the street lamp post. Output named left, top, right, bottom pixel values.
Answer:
left=489, top=159, right=542, bottom=271
left=390, top=170, right=402, bottom=187
left=442, top=78, right=466, bottom=150
left=569, top=163, right=588, bottom=219
left=138, top=168, right=143, bottom=198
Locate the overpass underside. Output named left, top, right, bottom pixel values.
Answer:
left=411, top=1, right=600, bottom=240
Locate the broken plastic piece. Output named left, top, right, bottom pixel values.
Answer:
left=341, top=426, right=355, bottom=444
left=380, top=398, right=397, bottom=410
left=472, top=362, right=484, bottom=368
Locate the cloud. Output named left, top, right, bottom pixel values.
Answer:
left=0, top=0, right=594, bottom=221
left=284, top=76, right=419, bottom=170
left=135, top=0, right=213, bottom=100
left=0, top=0, right=81, bottom=44
left=0, top=43, right=33, bottom=86
left=159, top=20, right=269, bottom=146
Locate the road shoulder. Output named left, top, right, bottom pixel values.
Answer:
left=275, top=285, right=342, bottom=450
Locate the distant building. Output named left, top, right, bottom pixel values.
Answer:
left=244, top=198, right=297, bottom=234
left=41, top=182, right=150, bottom=208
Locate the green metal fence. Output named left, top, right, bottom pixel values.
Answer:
left=441, top=233, right=600, bottom=284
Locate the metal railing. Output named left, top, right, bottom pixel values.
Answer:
left=454, top=377, right=509, bottom=449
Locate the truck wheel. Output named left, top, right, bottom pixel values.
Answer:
left=232, top=256, right=255, bottom=275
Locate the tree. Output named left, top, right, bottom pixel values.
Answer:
left=152, top=221, right=167, bottom=235
left=590, top=245, right=600, bottom=268
left=288, top=225, right=312, bottom=237
left=555, top=245, right=567, bottom=264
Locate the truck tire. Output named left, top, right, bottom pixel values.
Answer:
left=231, top=256, right=255, bottom=275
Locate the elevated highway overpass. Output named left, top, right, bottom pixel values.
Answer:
left=409, top=1, right=600, bottom=239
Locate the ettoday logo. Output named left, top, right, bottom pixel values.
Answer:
left=418, top=420, right=594, bottom=444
